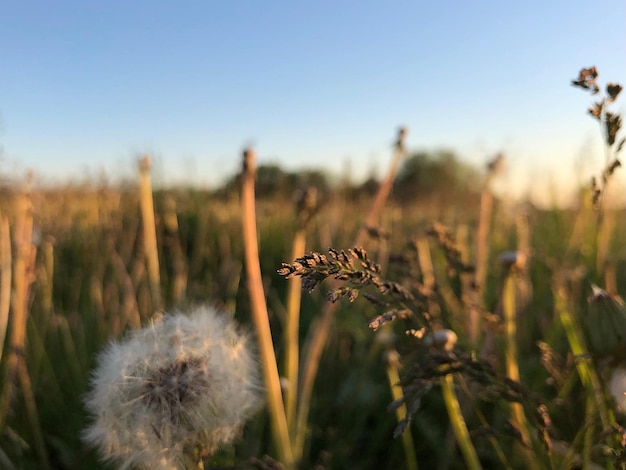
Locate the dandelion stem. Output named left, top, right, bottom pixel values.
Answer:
left=502, top=268, right=537, bottom=469
left=385, top=350, right=418, bottom=470
left=440, top=374, right=482, bottom=470
left=285, top=227, right=305, bottom=456
left=241, top=148, right=294, bottom=468
left=138, top=155, right=162, bottom=313
left=553, top=281, right=616, bottom=470
left=0, top=182, right=49, bottom=468
left=296, top=128, right=407, bottom=457
left=0, top=215, right=11, bottom=365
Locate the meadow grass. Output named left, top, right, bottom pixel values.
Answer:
left=0, top=165, right=624, bottom=469
left=0, top=68, right=625, bottom=469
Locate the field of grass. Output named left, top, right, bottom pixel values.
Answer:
left=0, top=68, right=625, bottom=469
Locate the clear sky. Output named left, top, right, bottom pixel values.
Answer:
left=0, top=1, right=625, bottom=201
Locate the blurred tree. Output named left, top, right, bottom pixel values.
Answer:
left=393, top=150, right=481, bottom=205
left=220, top=163, right=329, bottom=200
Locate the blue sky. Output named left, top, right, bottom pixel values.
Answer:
left=0, top=1, right=624, bottom=199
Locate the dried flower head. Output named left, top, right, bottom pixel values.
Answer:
left=83, top=307, right=263, bottom=470
left=585, top=285, right=626, bottom=359
left=499, top=251, right=527, bottom=270
left=571, top=66, right=599, bottom=94
left=609, top=366, right=626, bottom=413
left=423, top=329, right=458, bottom=352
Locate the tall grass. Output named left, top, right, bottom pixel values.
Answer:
left=0, top=68, right=625, bottom=469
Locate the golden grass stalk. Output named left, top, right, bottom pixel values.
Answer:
left=295, top=127, right=407, bottom=457
left=552, top=281, right=615, bottom=460
left=138, top=155, right=162, bottom=313
left=596, top=208, right=614, bottom=274
left=356, top=127, right=407, bottom=245
left=111, top=251, right=142, bottom=332
left=416, top=237, right=482, bottom=469
left=471, top=155, right=502, bottom=345
left=18, top=356, right=50, bottom=470
left=0, top=187, right=35, bottom=428
left=415, top=237, right=441, bottom=324
left=475, top=187, right=493, bottom=297
left=501, top=267, right=536, bottom=468
left=385, top=350, right=418, bottom=470
left=440, top=374, right=482, bottom=470
left=241, top=148, right=294, bottom=468
left=284, top=227, right=305, bottom=452
left=0, top=183, right=50, bottom=469
left=163, top=196, right=187, bottom=305
left=0, top=215, right=11, bottom=364
left=456, top=224, right=481, bottom=347
left=39, top=236, right=54, bottom=316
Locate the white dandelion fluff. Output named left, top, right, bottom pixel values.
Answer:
left=83, top=306, right=263, bottom=470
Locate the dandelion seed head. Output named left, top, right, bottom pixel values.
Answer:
left=424, top=329, right=458, bottom=352
left=609, top=366, right=626, bottom=413
left=83, top=306, right=263, bottom=470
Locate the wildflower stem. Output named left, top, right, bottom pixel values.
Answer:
left=138, top=156, right=162, bottom=312
left=0, top=215, right=11, bottom=365
left=440, top=374, right=482, bottom=470
left=385, top=350, right=418, bottom=470
left=502, top=269, right=537, bottom=468
left=18, top=363, right=51, bottom=470
left=553, top=281, right=616, bottom=470
left=475, top=182, right=493, bottom=301
left=356, top=127, right=407, bottom=245
left=241, top=149, right=294, bottom=468
left=163, top=196, right=187, bottom=305
left=296, top=128, right=406, bottom=457
left=285, top=228, right=305, bottom=457
left=457, top=224, right=481, bottom=348
left=457, top=375, right=513, bottom=469
left=553, top=283, right=610, bottom=428
left=0, top=183, right=49, bottom=468
left=0, top=186, right=34, bottom=428
left=583, top=391, right=594, bottom=470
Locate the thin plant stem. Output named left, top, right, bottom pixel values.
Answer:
left=415, top=237, right=441, bottom=324
left=111, top=251, right=142, bottom=331
left=502, top=268, right=537, bottom=469
left=0, top=183, right=50, bottom=469
left=457, top=375, right=512, bottom=470
left=385, top=350, right=418, bottom=470
left=440, top=374, right=482, bottom=470
left=475, top=187, right=493, bottom=300
left=457, top=224, right=481, bottom=348
left=285, top=227, right=305, bottom=457
left=583, top=391, right=594, bottom=470
left=416, top=236, right=472, bottom=470
left=18, top=363, right=50, bottom=470
left=39, top=237, right=54, bottom=316
left=138, top=156, right=162, bottom=313
left=0, top=215, right=11, bottom=364
left=163, top=196, right=188, bottom=305
left=296, top=128, right=407, bottom=455
left=241, top=148, right=294, bottom=468
left=596, top=208, right=614, bottom=274
left=0, top=186, right=35, bottom=429
left=553, top=283, right=611, bottom=429
left=356, top=127, right=407, bottom=245
left=469, top=156, right=500, bottom=349
left=553, top=281, right=616, bottom=470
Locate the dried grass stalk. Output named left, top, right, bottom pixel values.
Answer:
left=296, top=128, right=407, bottom=457
left=138, top=156, right=162, bottom=312
left=241, top=148, right=294, bottom=467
